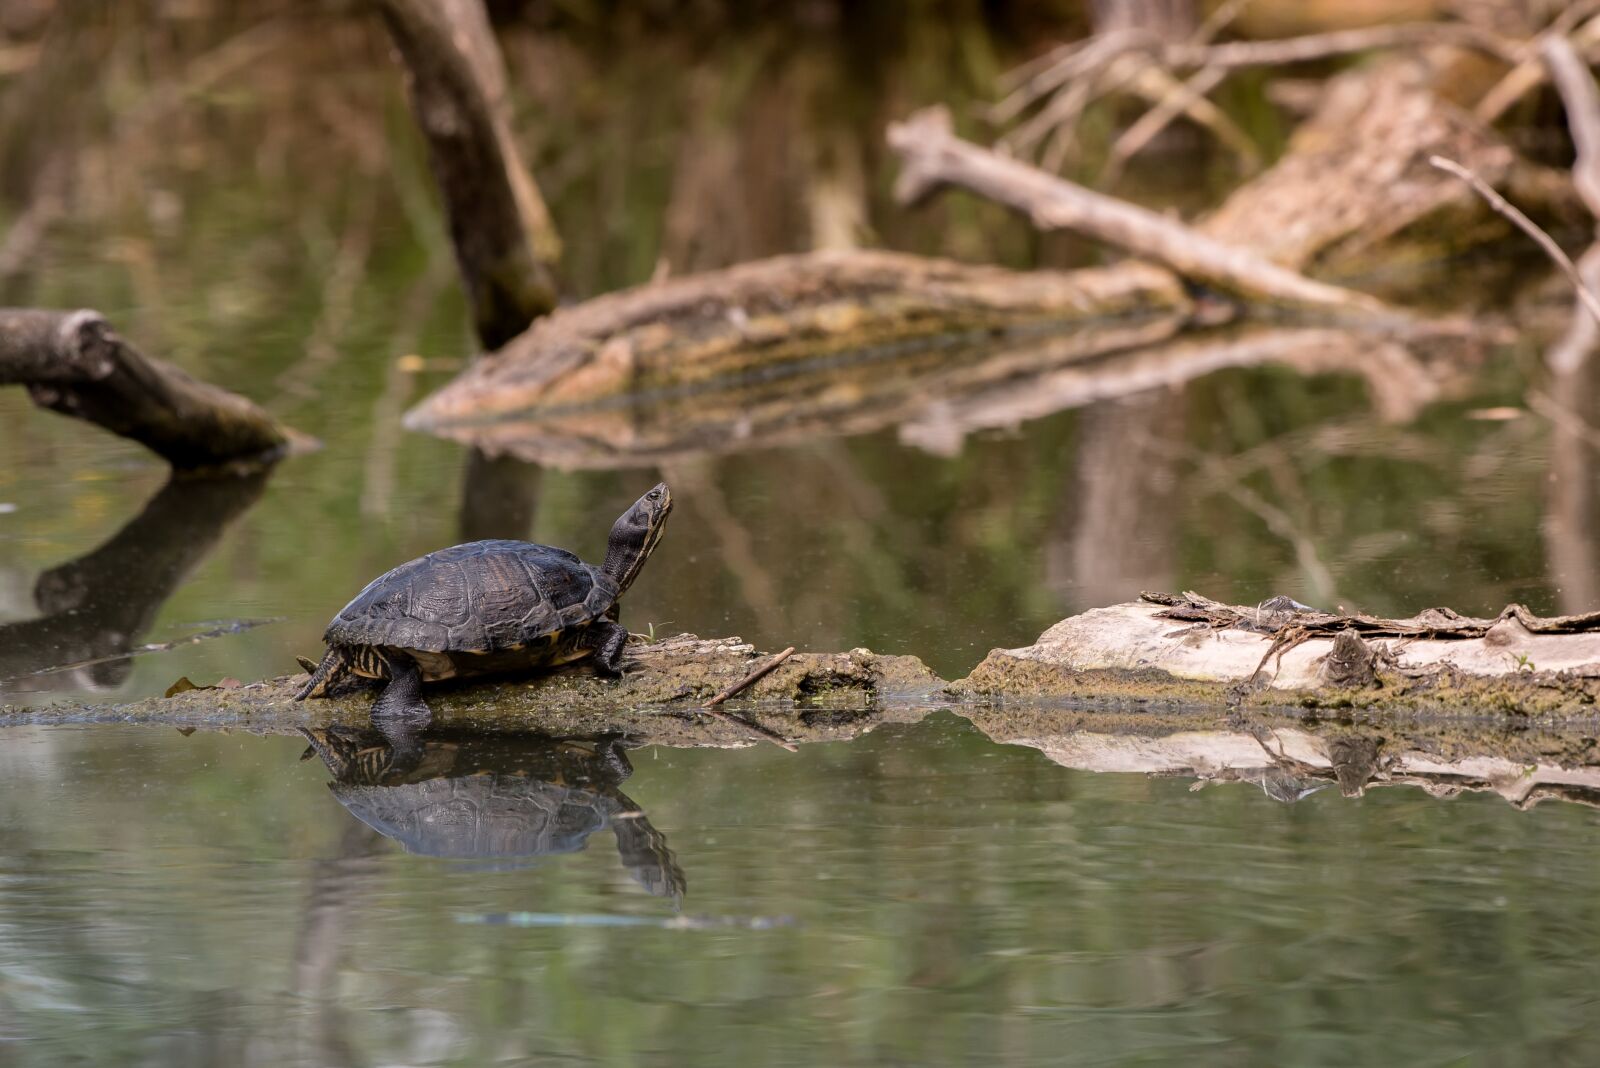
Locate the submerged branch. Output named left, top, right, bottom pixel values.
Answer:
left=0, top=308, right=301, bottom=469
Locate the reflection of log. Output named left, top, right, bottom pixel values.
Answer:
left=0, top=309, right=295, bottom=468
left=888, top=107, right=1389, bottom=315
left=405, top=250, right=1190, bottom=427
left=957, top=592, right=1600, bottom=716
left=419, top=321, right=1457, bottom=469
left=376, top=0, right=560, bottom=348
left=964, top=709, right=1600, bottom=811
left=0, top=470, right=268, bottom=693
left=457, top=448, right=541, bottom=542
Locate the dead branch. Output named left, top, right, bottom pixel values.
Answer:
left=1540, top=35, right=1600, bottom=374
left=889, top=107, right=1391, bottom=316
left=1542, top=36, right=1600, bottom=221
left=0, top=308, right=299, bottom=469
left=1155, top=22, right=1521, bottom=71
left=1428, top=155, right=1600, bottom=330
left=1476, top=10, right=1600, bottom=123
left=376, top=0, right=560, bottom=348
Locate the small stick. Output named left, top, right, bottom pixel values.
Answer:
left=1428, top=155, right=1600, bottom=330
left=698, top=646, right=799, bottom=753
left=707, top=647, right=795, bottom=706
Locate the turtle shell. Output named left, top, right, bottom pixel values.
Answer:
left=324, top=539, right=619, bottom=656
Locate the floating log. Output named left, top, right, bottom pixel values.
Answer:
left=422, top=320, right=1461, bottom=470
left=404, top=250, right=1190, bottom=427
left=0, top=308, right=300, bottom=469
left=958, top=591, right=1600, bottom=717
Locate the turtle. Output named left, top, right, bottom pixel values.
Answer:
left=295, top=482, right=672, bottom=722
left=299, top=727, right=685, bottom=899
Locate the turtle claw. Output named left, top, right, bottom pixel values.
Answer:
left=296, top=655, right=318, bottom=674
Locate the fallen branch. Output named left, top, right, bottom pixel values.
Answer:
left=0, top=308, right=300, bottom=469
left=1428, top=155, right=1600, bottom=330
left=376, top=0, right=560, bottom=348
left=889, top=107, right=1392, bottom=316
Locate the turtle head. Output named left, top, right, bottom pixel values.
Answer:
left=602, top=483, right=672, bottom=594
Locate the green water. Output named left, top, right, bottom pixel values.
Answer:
left=3, top=6, right=1598, bottom=1065
left=5, top=719, right=1600, bottom=1066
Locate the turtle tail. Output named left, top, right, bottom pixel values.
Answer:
left=295, top=648, right=350, bottom=701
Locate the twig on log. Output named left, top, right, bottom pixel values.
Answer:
left=376, top=0, right=561, bottom=349
left=889, top=107, right=1392, bottom=317
left=696, top=647, right=799, bottom=752
left=707, top=647, right=796, bottom=707
left=0, top=308, right=302, bottom=470
left=1428, top=155, right=1600, bottom=331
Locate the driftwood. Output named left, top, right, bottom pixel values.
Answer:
left=0, top=308, right=297, bottom=469
left=421, top=320, right=1461, bottom=470
left=376, top=0, right=560, bottom=348
left=889, top=106, right=1390, bottom=317
left=957, top=592, right=1600, bottom=718
left=404, top=250, right=1190, bottom=426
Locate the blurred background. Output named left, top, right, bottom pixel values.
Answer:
left=0, top=0, right=1581, bottom=701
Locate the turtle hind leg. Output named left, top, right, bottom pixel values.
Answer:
left=295, top=648, right=350, bottom=701
left=587, top=620, right=630, bottom=677
left=370, top=650, right=431, bottom=725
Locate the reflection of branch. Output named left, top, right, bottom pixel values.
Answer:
left=0, top=471, right=269, bottom=693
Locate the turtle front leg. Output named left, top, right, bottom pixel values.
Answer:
left=370, top=650, right=432, bottom=724
left=587, top=620, right=630, bottom=676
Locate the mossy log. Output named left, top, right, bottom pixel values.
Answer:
left=957, top=592, right=1600, bottom=717
left=405, top=250, right=1189, bottom=427
left=2, top=634, right=941, bottom=748
left=0, top=308, right=300, bottom=469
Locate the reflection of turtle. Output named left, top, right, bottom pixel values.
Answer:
left=299, top=728, right=685, bottom=900
left=295, top=483, right=672, bottom=722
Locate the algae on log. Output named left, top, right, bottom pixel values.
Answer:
left=404, top=250, right=1189, bottom=427
left=956, top=592, right=1600, bottom=717
left=962, top=707, right=1600, bottom=811
left=2, top=634, right=941, bottom=748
